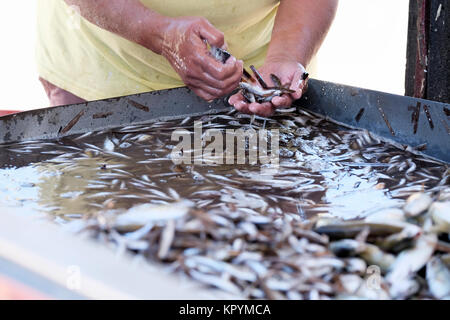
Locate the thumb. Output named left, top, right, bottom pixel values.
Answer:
left=289, top=67, right=307, bottom=100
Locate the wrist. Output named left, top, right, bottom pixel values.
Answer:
left=266, top=39, right=311, bottom=68
left=265, top=53, right=307, bottom=68
left=136, top=10, right=172, bottom=55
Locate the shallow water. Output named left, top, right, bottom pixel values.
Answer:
left=0, top=108, right=448, bottom=223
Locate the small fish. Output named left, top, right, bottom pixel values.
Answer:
left=315, top=221, right=404, bottom=240
left=189, top=270, right=241, bottom=295
left=157, top=219, right=176, bottom=260
left=426, top=256, right=450, bottom=299
left=104, top=151, right=131, bottom=159
left=365, top=208, right=406, bottom=223
left=330, top=239, right=366, bottom=257
left=114, top=200, right=193, bottom=232
left=429, top=201, right=450, bottom=233
left=403, top=193, right=433, bottom=217
left=359, top=244, right=396, bottom=273
left=376, top=224, right=422, bottom=253
left=209, top=46, right=231, bottom=64
left=386, top=234, right=437, bottom=298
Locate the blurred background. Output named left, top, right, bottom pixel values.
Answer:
left=0, top=0, right=409, bottom=110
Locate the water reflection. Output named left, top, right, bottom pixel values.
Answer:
left=0, top=110, right=447, bottom=223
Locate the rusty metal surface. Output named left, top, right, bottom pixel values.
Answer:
left=415, top=0, right=429, bottom=99
left=405, top=0, right=429, bottom=100
left=428, top=0, right=450, bottom=103
left=0, top=80, right=449, bottom=162
left=405, top=0, right=449, bottom=103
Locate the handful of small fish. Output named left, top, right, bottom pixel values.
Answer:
left=0, top=106, right=448, bottom=300
left=210, top=45, right=308, bottom=103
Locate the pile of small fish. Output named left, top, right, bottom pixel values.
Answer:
left=71, top=190, right=450, bottom=300
left=0, top=107, right=449, bottom=300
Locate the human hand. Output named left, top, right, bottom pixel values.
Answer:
left=228, top=59, right=308, bottom=117
left=160, top=17, right=243, bottom=101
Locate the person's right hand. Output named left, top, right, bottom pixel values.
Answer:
left=160, top=17, right=243, bottom=101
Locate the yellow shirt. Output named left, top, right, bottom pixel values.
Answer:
left=36, top=0, right=280, bottom=101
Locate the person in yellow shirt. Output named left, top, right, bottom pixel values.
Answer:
left=37, top=0, right=338, bottom=116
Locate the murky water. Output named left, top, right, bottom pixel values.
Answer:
left=0, top=108, right=448, bottom=223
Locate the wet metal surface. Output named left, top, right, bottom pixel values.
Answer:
left=299, top=80, right=450, bottom=162
left=0, top=87, right=229, bottom=145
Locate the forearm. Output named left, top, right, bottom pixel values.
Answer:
left=64, top=0, right=168, bottom=54
left=267, top=0, right=338, bottom=67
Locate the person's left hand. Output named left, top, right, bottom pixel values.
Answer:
left=228, top=58, right=308, bottom=117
